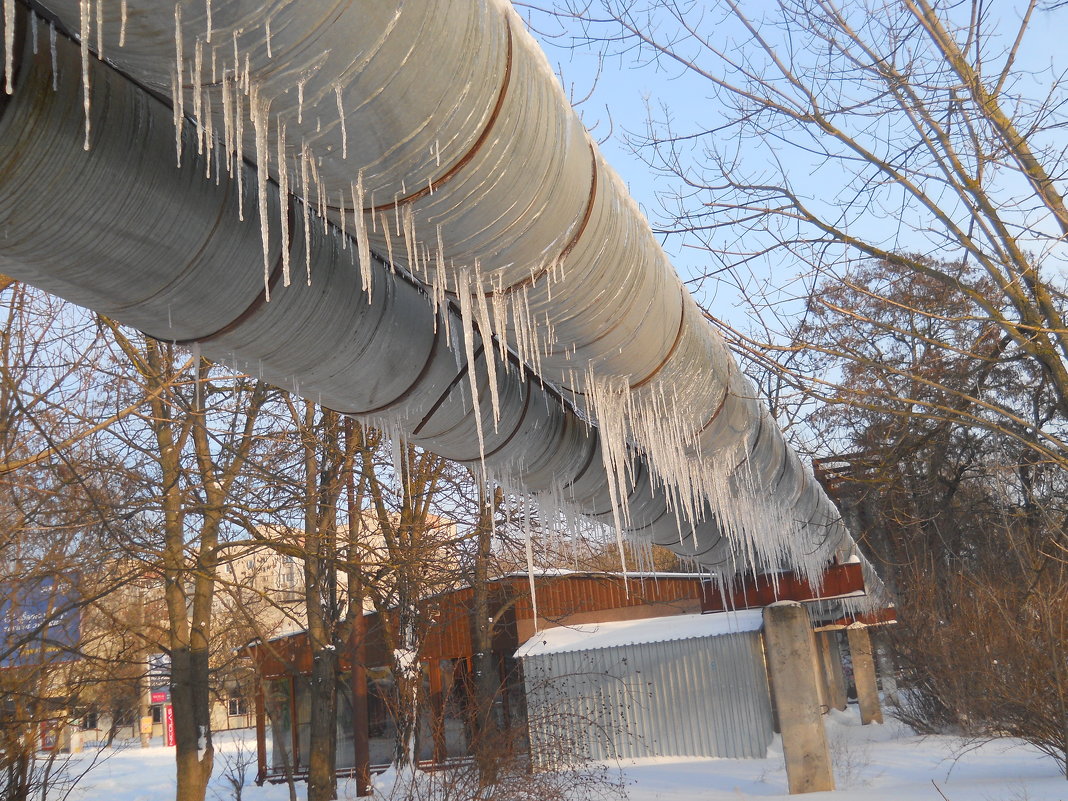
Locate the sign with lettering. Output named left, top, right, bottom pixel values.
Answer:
left=0, top=575, right=80, bottom=667
left=164, top=704, right=176, bottom=747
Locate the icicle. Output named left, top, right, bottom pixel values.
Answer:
left=523, top=503, right=539, bottom=633
left=205, top=0, right=212, bottom=42
left=3, top=0, right=15, bottom=94
left=264, top=16, right=271, bottom=58
left=173, top=3, right=184, bottom=165
left=490, top=285, right=509, bottom=363
left=300, top=145, right=312, bottom=284
left=30, top=9, right=37, bottom=55
left=203, top=86, right=215, bottom=179
left=297, top=78, right=304, bottom=124
left=338, top=190, right=348, bottom=248
left=119, top=0, right=127, bottom=46
left=79, top=0, right=91, bottom=149
left=380, top=213, right=395, bottom=272
left=435, top=224, right=448, bottom=320
left=456, top=270, right=487, bottom=464
left=221, top=73, right=233, bottom=174
left=334, top=84, right=348, bottom=159
left=95, top=0, right=103, bottom=58
left=235, top=68, right=245, bottom=218
left=351, top=174, right=371, bottom=299
left=472, top=262, right=501, bottom=430
left=211, top=47, right=217, bottom=85
left=232, top=28, right=240, bottom=81
left=307, top=154, right=325, bottom=219
left=191, top=342, right=203, bottom=409
left=193, top=39, right=204, bottom=154
left=250, top=84, right=273, bottom=299
left=390, top=429, right=405, bottom=491
left=276, top=119, right=291, bottom=287
left=49, top=23, right=57, bottom=90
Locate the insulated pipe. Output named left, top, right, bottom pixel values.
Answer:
left=1, top=1, right=881, bottom=593
left=0, top=6, right=823, bottom=581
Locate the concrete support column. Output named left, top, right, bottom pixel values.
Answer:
left=763, top=603, right=835, bottom=794
left=872, top=628, right=899, bottom=705
left=810, top=628, right=828, bottom=712
left=819, top=631, right=848, bottom=712
left=847, top=624, right=883, bottom=725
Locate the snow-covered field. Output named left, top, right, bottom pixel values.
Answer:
left=57, top=708, right=1066, bottom=801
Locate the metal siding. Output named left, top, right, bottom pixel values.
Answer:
left=522, top=630, right=774, bottom=765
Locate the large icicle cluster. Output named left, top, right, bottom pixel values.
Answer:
left=0, top=0, right=886, bottom=603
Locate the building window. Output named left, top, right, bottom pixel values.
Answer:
left=81, top=711, right=98, bottom=730
left=151, top=705, right=163, bottom=724
left=227, top=695, right=248, bottom=717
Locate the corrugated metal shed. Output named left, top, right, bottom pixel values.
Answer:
left=520, top=612, right=774, bottom=765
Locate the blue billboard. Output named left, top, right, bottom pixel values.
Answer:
left=0, top=575, right=81, bottom=667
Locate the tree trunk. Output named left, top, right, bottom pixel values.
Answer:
left=307, top=646, right=339, bottom=801
left=171, top=647, right=214, bottom=801
left=392, top=610, right=421, bottom=771
left=298, top=405, right=356, bottom=801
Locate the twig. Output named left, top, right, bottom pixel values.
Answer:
left=931, top=779, right=952, bottom=800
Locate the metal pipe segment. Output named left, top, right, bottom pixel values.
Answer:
left=0, top=2, right=884, bottom=597
left=0, top=10, right=718, bottom=564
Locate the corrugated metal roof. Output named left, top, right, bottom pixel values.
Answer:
left=516, top=609, right=764, bottom=657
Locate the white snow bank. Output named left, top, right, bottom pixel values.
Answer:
left=516, top=609, right=764, bottom=657
left=53, top=708, right=1068, bottom=801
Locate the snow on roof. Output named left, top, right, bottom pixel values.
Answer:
left=516, top=609, right=764, bottom=658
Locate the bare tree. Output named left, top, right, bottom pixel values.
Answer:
left=285, top=401, right=358, bottom=801
left=104, top=327, right=271, bottom=801
left=0, top=286, right=145, bottom=800
left=537, top=0, right=1067, bottom=460
left=354, top=436, right=463, bottom=770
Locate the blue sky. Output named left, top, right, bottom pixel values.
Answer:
left=519, top=2, right=1068, bottom=331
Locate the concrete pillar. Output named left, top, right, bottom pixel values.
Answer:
left=819, top=631, right=848, bottom=712
left=847, top=624, right=883, bottom=725
left=872, top=628, right=899, bottom=705
left=810, top=628, right=828, bottom=712
left=763, top=603, right=835, bottom=794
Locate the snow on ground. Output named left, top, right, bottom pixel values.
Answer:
left=621, top=710, right=1066, bottom=801
left=59, top=707, right=1066, bottom=801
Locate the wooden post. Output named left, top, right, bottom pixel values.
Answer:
left=289, top=676, right=300, bottom=771
left=255, top=679, right=268, bottom=785
left=763, top=603, right=835, bottom=794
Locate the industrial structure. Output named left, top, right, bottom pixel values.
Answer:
left=0, top=0, right=892, bottom=792
left=245, top=571, right=889, bottom=785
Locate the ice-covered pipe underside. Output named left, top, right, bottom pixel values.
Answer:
left=0, top=1, right=882, bottom=599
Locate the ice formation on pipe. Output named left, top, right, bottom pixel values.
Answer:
left=0, top=1, right=885, bottom=601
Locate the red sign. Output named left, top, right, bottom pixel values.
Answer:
left=40, top=721, right=57, bottom=751
left=151, top=690, right=170, bottom=704
left=164, top=704, right=176, bottom=747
